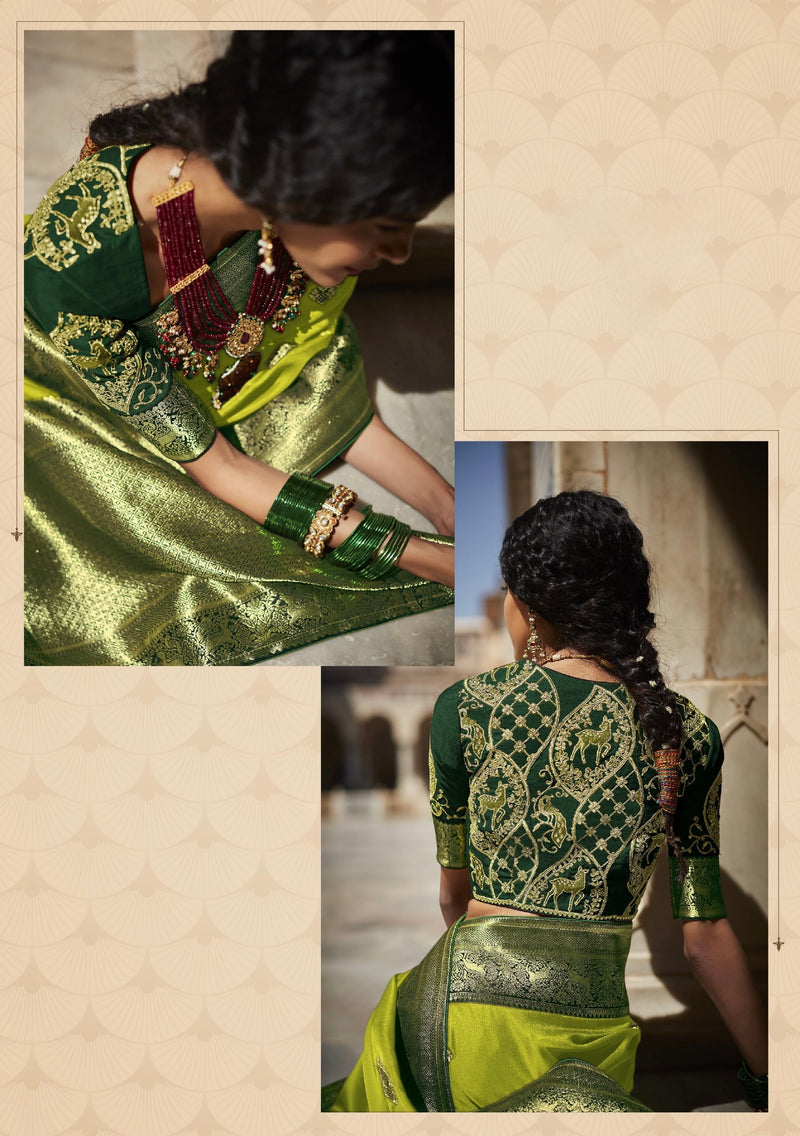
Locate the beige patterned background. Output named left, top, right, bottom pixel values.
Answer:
left=6, top=0, right=797, bottom=1132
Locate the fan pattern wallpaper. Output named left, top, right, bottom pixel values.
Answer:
left=5, top=1, right=796, bottom=1133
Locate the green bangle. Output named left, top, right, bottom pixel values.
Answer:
left=264, top=473, right=330, bottom=542
left=361, top=520, right=412, bottom=579
left=330, top=508, right=394, bottom=571
left=737, top=1061, right=768, bottom=1112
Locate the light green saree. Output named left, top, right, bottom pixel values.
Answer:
left=324, top=915, right=651, bottom=1113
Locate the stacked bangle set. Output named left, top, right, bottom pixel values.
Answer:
left=264, top=473, right=412, bottom=579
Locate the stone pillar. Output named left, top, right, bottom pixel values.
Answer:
left=544, top=439, right=769, bottom=1063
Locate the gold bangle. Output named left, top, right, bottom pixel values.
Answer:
left=303, top=486, right=357, bottom=558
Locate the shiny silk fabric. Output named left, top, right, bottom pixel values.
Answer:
left=324, top=914, right=649, bottom=1112
left=25, top=243, right=453, bottom=665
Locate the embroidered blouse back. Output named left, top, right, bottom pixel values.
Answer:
left=429, top=661, right=725, bottom=923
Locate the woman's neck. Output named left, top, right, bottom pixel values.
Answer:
left=543, top=652, right=618, bottom=682
left=129, top=145, right=263, bottom=306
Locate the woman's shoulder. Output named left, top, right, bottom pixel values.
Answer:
left=25, top=144, right=151, bottom=324
left=26, top=144, right=148, bottom=266
left=433, top=659, right=531, bottom=717
left=671, top=690, right=723, bottom=765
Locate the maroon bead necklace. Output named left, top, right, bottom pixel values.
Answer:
left=152, top=156, right=307, bottom=408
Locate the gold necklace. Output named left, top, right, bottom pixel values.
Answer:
left=548, top=649, right=617, bottom=673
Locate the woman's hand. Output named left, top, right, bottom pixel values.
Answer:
left=183, top=431, right=453, bottom=585
left=344, top=415, right=454, bottom=536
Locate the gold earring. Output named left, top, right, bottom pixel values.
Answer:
left=258, top=218, right=275, bottom=275
left=523, top=611, right=548, bottom=665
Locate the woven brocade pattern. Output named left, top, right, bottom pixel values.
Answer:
left=429, top=661, right=725, bottom=921
left=24, top=145, right=453, bottom=664
left=448, top=916, right=631, bottom=1018
left=483, top=1060, right=652, bottom=1113
left=396, top=920, right=458, bottom=1112
left=669, top=855, right=726, bottom=919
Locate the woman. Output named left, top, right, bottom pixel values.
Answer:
left=324, top=490, right=768, bottom=1112
left=24, top=30, right=454, bottom=666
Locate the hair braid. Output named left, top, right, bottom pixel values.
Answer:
left=500, top=490, right=686, bottom=869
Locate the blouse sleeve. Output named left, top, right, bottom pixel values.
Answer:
left=24, top=146, right=216, bottom=462
left=429, top=683, right=469, bottom=869
left=669, top=708, right=726, bottom=920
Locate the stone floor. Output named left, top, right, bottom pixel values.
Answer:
left=24, top=30, right=454, bottom=666
left=322, top=812, right=754, bottom=1112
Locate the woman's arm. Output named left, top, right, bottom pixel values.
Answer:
left=344, top=414, right=454, bottom=536
left=682, top=917, right=768, bottom=1076
left=183, top=431, right=454, bottom=586
left=439, top=866, right=471, bottom=927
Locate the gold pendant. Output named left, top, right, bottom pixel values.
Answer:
left=225, top=315, right=266, bottom=358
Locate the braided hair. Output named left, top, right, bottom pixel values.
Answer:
left=88, top=30, right=454, bottom=225
left=500, top=490, right=685, bottom=861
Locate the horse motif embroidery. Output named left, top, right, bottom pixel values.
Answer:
left=552, top=689, right=634, bottom=796
left=545, top=866, right=586, bottom=912
left=478, top=783, right=507, bottom=830
left=25, top=158, right=136, bottom=272
left=572, top=717, right=612, bottom=766
left=51, top=182, right=102, bottom=255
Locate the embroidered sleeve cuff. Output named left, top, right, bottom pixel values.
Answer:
left=433, top=817, right=468, bottom=868
left=670, top=855, right=726, bottom=919
left=127, top=375, right=217, bottom=461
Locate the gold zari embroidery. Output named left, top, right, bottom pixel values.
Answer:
left=49, top=312, right=171, bottom=415
left=432, top=817, right=467, bottom=868
left=669, top=855, right=725, bottom=919
left=24, top=155, right=136, bottom=271
left=430, top=661, right=723, bottom=922
left=376, top=1057, right=398, bottom=1105
left=448, top=916, right=631, bottom=1018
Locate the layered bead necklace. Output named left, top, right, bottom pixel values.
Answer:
left=152, top=154, right=307, bottom=408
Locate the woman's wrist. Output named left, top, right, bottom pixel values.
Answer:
left=430, top=493, right=455, bottom=537
left=414, top=477, right=454, bottom=536
left=397, top=534, right=454, bottom=588
left=263, top=472, right=452, bottom=585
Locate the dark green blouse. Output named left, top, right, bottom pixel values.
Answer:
left=24, top=144, right=355, bottom=462
left=429, top=660, right=725, bottom=922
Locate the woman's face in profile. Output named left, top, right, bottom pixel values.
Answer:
left=276, top=217, right=417, bottom=287
left=503, top=586, right=530, bottom=660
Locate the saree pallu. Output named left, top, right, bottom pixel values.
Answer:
left=24, top=306, right=453, bottom=666
left=324, top=915, right=651, bottom=1113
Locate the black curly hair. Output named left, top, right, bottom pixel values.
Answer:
left=499, top=489, right=682, bottom=755
left=88, top=30, right=454, bottom=224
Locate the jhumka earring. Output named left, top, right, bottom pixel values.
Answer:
left=258, top=218, right=275, bottom=275
left=523, top=611, right=548, bottom=665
